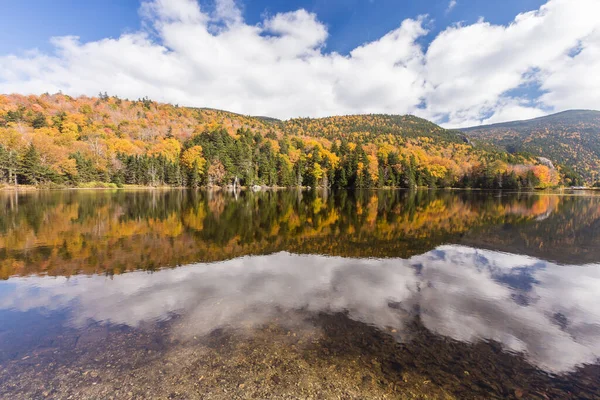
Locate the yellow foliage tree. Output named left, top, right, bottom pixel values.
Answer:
left=149, top=138, right=182, bottom=163
left=181, top=145, right=206, bottom=171
left=32, top=130, right=78, bottom=176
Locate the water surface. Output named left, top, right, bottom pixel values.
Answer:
left=1, top=190, right=599, bottom=399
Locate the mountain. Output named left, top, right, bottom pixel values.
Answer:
left=461, top=110, right=600, bottom=184
left=0, top=93, right=558, bottom=189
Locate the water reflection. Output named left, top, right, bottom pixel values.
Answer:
left=2, top=189, right=600, bottom=280
left=2, top=190, right=600, bottom=398
left=2, top=246, right=599, bottom=374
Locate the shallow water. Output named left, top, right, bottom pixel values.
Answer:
left=0, top=190, right=599, bottom=399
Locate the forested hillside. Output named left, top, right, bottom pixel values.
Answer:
left=0, top=93, right=563, bottom=189
left=461, top=110, right=600, bottom=185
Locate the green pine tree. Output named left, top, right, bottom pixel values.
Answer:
left=19, top=144, right=44, bottom=184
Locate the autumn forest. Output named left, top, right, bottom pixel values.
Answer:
left=0, top=93, right=574, bottom=190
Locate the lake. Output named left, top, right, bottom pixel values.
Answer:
left=1, top=189, right=599, bottom=399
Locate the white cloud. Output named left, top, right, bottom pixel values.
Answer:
left=0, top=0, right=599, bottom=126
left=140, top=0, right=205, bottom=24
left=214, top=0, right=243, bottom=25
left=424, top=0, right=600, bottom=126
left=539, top=29, right=600, bottom=111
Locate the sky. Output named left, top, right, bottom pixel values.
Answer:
left=0, top=0, right=598, bottom=127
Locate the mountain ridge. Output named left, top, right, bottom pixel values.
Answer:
left=461, top=109, right=600, bottom=131
left=461, top=109, right=600, bottom=184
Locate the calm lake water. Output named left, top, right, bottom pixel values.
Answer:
left=1, top=189, right=599, bottom=399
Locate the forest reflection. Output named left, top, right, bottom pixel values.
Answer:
left=1, top=189, right=599, bottom=279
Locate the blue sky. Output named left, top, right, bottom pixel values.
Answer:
left=0, top=0, right=597, bottom=127
left=0, top=0, right=546, bottom=55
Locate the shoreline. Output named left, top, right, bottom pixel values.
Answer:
left=1, top=184, right=598, bottom=193
left=0, top=184, right=312, bottom=192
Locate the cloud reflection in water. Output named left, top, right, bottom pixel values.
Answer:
left=1, top=245, right=599, bottom=373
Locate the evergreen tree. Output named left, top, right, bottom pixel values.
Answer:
left=72, top=152, right=98, bottom=183
left=31, top=113, right=47, bottom=129
left=277, top=156, right=294, bottom=187
left=378, top=167, right=385, bottom=188
left=334, top=166, right=348, bottom=189
left=19, top=144, right=44, bottom=184
left=188, top=162, right=200, bottom=189
left=0, top=145, right=10, bottom=183
left=525, top=170, right=540, bottom=189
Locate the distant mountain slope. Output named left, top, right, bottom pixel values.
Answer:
left=284, top=114, right=469, bottom=144
left=461, top=110, right=600, bottom=183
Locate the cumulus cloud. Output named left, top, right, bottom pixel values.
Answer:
left=0, top=0, right=598, bottom=126
left=539, top=29, right=600, bottom=112
left=426, top=0, right=600, bottom=127
left=2, top=247, right=600, bottom=373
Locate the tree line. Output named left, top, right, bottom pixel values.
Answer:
left=0, top=127, right=556, bottom=190
left=0, top=93, right=569, bottom=189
